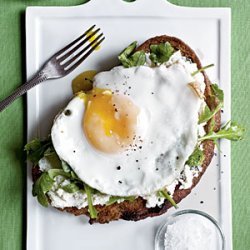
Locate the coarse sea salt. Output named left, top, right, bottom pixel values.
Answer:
left=164, top=214, right=219, bottom=250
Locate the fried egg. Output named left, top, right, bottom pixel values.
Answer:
left=51, top=60, right=204, bottom=196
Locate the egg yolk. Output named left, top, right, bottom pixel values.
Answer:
left=83, top=89, right=139, bottom=154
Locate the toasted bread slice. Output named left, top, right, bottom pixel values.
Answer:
left=32, top=35, right=221, bottom=224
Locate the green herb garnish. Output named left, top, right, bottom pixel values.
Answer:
left=118, top=42, right=146, bottom=67
left=211, top=83, right=224, bottom=103
left=32, top=172, right=54, bottom=207
left=199, top=121, right=245, bottom=143
left=61, top=183, right=80, bottom=193
left=106, top=196, right=135, bottom=206
left=191, top=64, right=214, bottom=76
left=43, top=150, right=62, bottom=169
left=61, top=160, right=71, bottom=173
left=198, top=83, right=224, bottom=124
left=47, top=169, right=71, bottom=179
left=158, top=189, right=178, bottom=209
left=186, top=147, right=205, bottom=167
left=25, top=137, right=52, bottom=164
left=84, top=184, right=98, bottom=219
left=149, top=42, right=175, bottom=64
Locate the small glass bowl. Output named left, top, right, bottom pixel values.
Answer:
left=155, top=209, right=225, bottom=250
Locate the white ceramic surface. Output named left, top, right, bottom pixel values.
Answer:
left=26, top=0, right=231, bottom=249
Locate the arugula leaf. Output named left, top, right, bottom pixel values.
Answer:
left=61, top=183, right=80, bottom=193
left=191, top=64, right=214, bottom=76
left=199, top=105, right=212, bottom=124
left=199, top=104, right=222, bottom=125
left=158, top=189, right=178, bottom=209
left=39, top=173, right=55, bottom=193
left=37, top=189, right=50, bottom=207
left=25, top=137, right=52, bottom=164
left=118, top=42, right=146, bottom=67
left=186, top=147, right=205, bottom=167
left=120, top=41, right=137, bottom=58
left=211, top=83, right=224, bottom=103
left=149, top=42, right=175, bottom=64
left=43, top=146, right=56, bottom=157
left=128, top=51, right=146, bottom=67
left=61, top=160, right=82, bottom=181
left=106, top=196, right=135, bottom=206
left=84, top=184, right=98, bottom=219
left=32, top=172, right=54, bottom=207
left=199, top=121, right=245, bottom=142
left=48, top=169, right=71, bottom=179
left=208, top=116, right=216, bottom=134
left=43, top=150, right=62, bottom=169
left=198, top=84, right=224, bottom=124
left=61, top=160, right=71, bottom=173
left=70, top=170, right=79, bottom=180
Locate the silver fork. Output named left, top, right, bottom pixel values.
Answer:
left=0, top=25, right=105, bottom=112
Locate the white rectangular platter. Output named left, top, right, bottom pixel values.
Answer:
left=26, top=0, right=231, bottom=249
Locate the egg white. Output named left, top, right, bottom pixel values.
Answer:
left=51, top=59, right=204, bottom=196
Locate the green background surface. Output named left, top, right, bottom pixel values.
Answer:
left=0, top=0, right=249, bottom=249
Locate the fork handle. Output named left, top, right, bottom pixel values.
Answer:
left=0, top=72, right=48, bottom=112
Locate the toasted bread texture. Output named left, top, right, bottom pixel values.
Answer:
left=32, top=35, right=221, bottom=224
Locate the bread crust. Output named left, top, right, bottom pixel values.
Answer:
left=32, top=35, right=221, bottom=224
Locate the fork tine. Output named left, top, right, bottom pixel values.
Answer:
left=57, top=28, right=101, bottom=63
left=62, top=33, right=104, bottom=69
left=54, top=24, right=96, bottom=58
left=65, top=37, right=105, bottom=74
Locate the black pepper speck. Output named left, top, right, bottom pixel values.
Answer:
left=64, top=109, right=71, bottom=116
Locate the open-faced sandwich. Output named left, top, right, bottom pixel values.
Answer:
left=25, top=35, right=244, bottom=224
